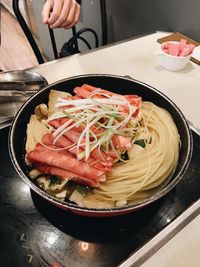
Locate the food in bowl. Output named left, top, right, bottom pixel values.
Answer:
left=156, top=39, right=195, bottom=71
left=25, top=83, right=180, bottom=209
left=161, top=39, right=195, bottom=57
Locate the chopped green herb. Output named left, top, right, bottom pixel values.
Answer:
left=67, top=180, right=78, bottom=189
left=134, top=139, right=146, bottom=148
left=75, top=185, right=92, bottom=196
left=62, top=111, right=78, bottom=122
left=67, top=180, right=92, bottom=196
left=49, top=175, right=59, bottom=186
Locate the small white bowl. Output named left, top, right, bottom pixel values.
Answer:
left=155, top=41, right=191, bottom=71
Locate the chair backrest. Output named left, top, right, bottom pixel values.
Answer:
left=12, top=0, right=59, bottom=64
left=12, top=0, right=104, bottom=64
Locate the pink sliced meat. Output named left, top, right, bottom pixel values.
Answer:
left=74, top=86, right=105, bottom=99
left=179, top=39, right=187, bottom=55
left=42, top=132, right=74, bottom=149
left=34, top=163, right=99, bottom=187
left=49, top=117, right=103, bottom=134
left=81, top=84, right=97, bottom=92
left=27, top=144, right=106, bottom=181
left=179, top=44, right=195, bottom=56
left=42, top=133, right=112, bottom=172
left=161, top=40, right=195, bottom=57
left=49, top=128, right=113, bottom=168
left=73, top=86, right=91, bottom=98
left=124, top=95, right=142, bottom=108
left=74, top=84, right=141, bottom=108
left=35, top=143, right=75, bottom=159
left=49, top=120, right=114, bottom=167
left=168, top=43, right=179, bottom=56
left=89, top=150, right=112, bottom=167
left=74, top=84, right=141, bottom=118
left=81, top=84, right=114, bottom=97
left=163, top=48, right=169, bottom=54
left=161, top=42, right=170, bottom=50
left=112, top=135, right=132, bottom=150
left=49, top=120, right=81, bottom=143
left=81, top=84, right=142, bottom=107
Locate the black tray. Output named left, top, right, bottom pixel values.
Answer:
left=0, top=127, right=200, bottom=267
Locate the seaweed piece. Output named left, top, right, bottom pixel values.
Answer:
left=66, top=180, right=92, bottom=197
left=49, top=175, right=60, bottom=186
left=134, top=139, right=146, bottom=148
left=121, top=151, right=129, bottom=161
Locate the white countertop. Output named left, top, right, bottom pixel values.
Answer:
left=30, top=32, right=200, bottom=266
left=119, top=199, right=200, bottom=267
left=141, top=213, right=200, bottom=267
left=33, top=31, right=200, bottom=133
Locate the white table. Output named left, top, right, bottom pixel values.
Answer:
left=33, top=31, right=200, bottom=134
left=31, top=32, right=200, bottom=266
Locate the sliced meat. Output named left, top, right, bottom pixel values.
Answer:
left=112, top=135, right=132, bottom=150
left=28, top=144, right=106, bottom=181
left=34, top=163, right=99, bottom=187
left=81, top=84, right=113, bottom=97
left=42, top=132, right=74, bottom=149
left=73, top=86, right=91, bottom=98
left=49, top=120, right=81, bottom=143
left=125, top=95, right=142, bottom=108
left=42, top=133, right=111, bottom=172
left=74, top=84, right=141, bottom=117
left=50, top=117, right=103, bottom=134
left=80, top=84, right=142, bottom=106
left=35, top=143, right=75, bottom=158
left=74, top=85, right=104, bottom=99
left=49, top=120, right=114, bottom=167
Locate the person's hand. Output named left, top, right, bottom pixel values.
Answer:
left=42, top=0, right=80, bottom=29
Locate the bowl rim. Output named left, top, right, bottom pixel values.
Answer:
left=8, top=74, right=193, bottom=214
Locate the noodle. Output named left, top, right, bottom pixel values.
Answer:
left=27, top=87, right=181, bottom=209
left=83, top=101, right=180, bottom=206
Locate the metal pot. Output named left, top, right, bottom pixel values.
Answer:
left=9, top=74, right=193, bottom=217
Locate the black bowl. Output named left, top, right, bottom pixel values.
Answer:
left=9, top=74, right=193, bottom=217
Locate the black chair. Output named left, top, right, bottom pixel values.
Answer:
left=12, top=0, right=107, bottom=64
left=12, top=0, right=59, bottom=64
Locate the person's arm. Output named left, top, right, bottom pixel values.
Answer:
left=42, top=0, right=80, bottom=29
